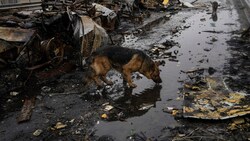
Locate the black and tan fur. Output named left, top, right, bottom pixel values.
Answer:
left=84, top=46, right=162, bottom=88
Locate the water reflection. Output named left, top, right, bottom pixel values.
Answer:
left=211, top=13, right=218, bottom=22
left=82, top=83, right=162, bottom=120
left=107, top=84, right=162, bottom=120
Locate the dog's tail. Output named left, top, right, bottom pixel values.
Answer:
left=85, top=56, right=93, bottom=65
left=82, top=54, right=95, bottom=68
left=85, top=50, right=99, bottom=65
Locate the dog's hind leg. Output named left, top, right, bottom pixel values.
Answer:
left=99, top=58, right=113, bottom=85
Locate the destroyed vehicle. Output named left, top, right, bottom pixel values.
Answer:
left=0, top=26, right=40, bottom=69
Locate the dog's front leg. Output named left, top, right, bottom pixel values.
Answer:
left=101, top=76, right=113, bottom=85
left=123, top=70, right=137, bottom=88
left=93, top=76, right=103, bottom=87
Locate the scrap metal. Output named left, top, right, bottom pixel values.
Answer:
left=0, top=27, right=39, bottom=67
left=0, top=0, right=178, bottom=69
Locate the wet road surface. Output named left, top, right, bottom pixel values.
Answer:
left=93, top=0, right=249, bottom=140
left=0, top=0, right=249, bottom=141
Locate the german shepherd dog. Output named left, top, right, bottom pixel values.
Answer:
left=84, top=46, right=162, bottom=88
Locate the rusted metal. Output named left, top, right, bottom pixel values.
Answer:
left=0, top=26, right=37, bottom=56
left=0, top=27, right=36, bottom=43
left=0, top=39, right=16, bottom=54
left=40, top=37, right=65, bottom=66
left=0, top=0, right=162, bottom=70
left=0, top=27, right=39, bottom=68
left=77, top=15, right=108, bottom=57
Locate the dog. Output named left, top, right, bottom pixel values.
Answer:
left=84, top=46, right=162, bottom=88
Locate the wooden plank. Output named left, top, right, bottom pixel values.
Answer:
left=17, top=97, right=36, bottom=123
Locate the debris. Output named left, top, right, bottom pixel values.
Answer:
left=17, top=97, right=36, bottom=123
left=77, top=15, right=108, bottom=57
left=169, top=58, right=179, bottom=62
left=104, top=105, right=114, bottom=111
left=182, top=2, right=195, bottom=8
left=184, top=83, right=201, bottom=91
left=163, top=0, right=169, bottom=8
left=0, top=26, right=36, bottom=42
left=202, top=30, right=223, bottom=34
left=41, top=86, right=51, bottom=93
left=69, top=119, right=75, bottom=123
left=182, top=77, right=250, bottom=120
left=185, top=68, right=204, bottom=73
left=0, top=27, right=39, bottom=68
left=54, top=122, right=67, bottom=129
left=92, top=3, right=117, bottom=31
left=211, top=37, right=218, bottom=42
left=33, top=129, right=43, bottom=136
left=228, top=117, right=246, bottom=130
left=176, top=97, right=182, bottom=100
left=163, top=107, right=180, bottom=116
left=172, top=109, right=179, bottom=116
left=232, top=117, right=245, bottom=124
left=10, top=91, right=19, bottom=96
left=36, top=62, right=75, bottom=79
left=200, top=18, right=206, bottom=22
left=204, top=48, right=211, bottom=52
left=208, top=67, right=217, bottom=75
left=40, top=37, right=66, bottom=66
left=101, top=113, right=108, bottom=119
left=138, top=104, right=154, bottom=111
left=241, top=26, right=250, bottom=38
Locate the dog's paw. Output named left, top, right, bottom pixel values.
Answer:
left=97, top=84, right=105, bottom=89
left=128, top=83, right=137, bottom=88
left=106, top=81, right=113, bottom=85
left=96, top=82, right=104, bottom=88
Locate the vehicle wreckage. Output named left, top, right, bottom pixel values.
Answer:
left=0, top=0, right=178, bottom=69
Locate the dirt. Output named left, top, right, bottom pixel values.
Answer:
left=0, top=0, right=250, bottom=141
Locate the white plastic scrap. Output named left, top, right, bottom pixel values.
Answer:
left=92, top=3, right=117, bottom=21
left=182, top=2, right=195, bottom=8
left=33, top=129, right=43, bottom=136
left=104, top=105, right=114, bottom=111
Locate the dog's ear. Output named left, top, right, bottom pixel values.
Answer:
left=155, top=60, right=165, bottom=66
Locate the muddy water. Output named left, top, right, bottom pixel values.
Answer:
left=93, top=2, right=242, bottom=140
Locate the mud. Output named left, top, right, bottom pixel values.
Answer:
left=0, top=0, right=250, bottom=141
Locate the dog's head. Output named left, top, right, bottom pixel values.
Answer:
left=141, top=60, right=162, bottom=83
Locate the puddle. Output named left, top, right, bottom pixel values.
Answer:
left=94, top=2, right=244, bottom=140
